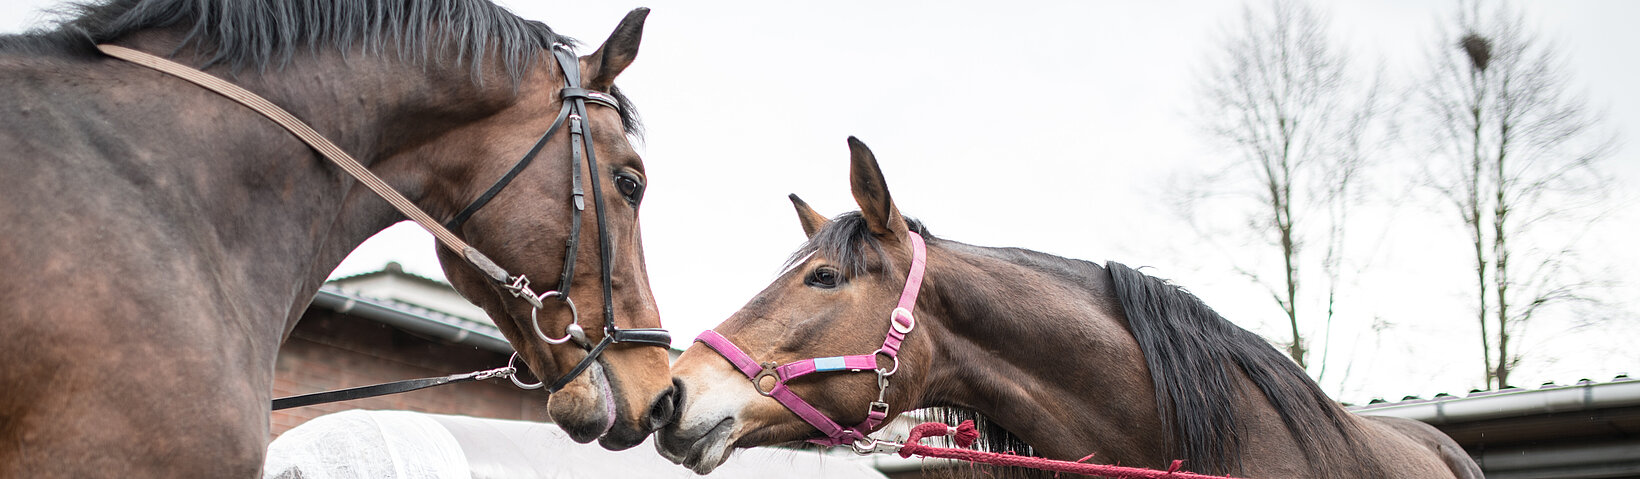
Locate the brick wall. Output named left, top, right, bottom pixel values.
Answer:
left=270, top=308, right=548, bottom=437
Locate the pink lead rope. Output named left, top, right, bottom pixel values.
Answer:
left=696, top=230, right=928, bottom=446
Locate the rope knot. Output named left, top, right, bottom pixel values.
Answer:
left=953, top=420, right=979, bottom=448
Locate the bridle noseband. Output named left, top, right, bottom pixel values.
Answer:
left=696, top=231, right=927, bottom=447
left=97, top=42, right=670, bottom=397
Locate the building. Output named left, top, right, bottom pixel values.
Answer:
left=277, top=264, right=1639, bottom=478
left=1353, top=377, right=1640, bottom=478
left=271, top=262, right=539, bottom=437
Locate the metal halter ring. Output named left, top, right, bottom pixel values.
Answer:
left=753, top=362, right=780, bottom=397
left=507, top=352, right=544, bottom=390
left=873, top=349, right=901, bottom=376
left=531, top=291, right=584, bottom=345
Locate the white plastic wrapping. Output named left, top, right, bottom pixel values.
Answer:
left=265, top=410, right=470, bottom=479
left=264, top=410, right=887, bottom=479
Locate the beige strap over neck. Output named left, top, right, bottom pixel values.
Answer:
left=97, top=44, right=520, bottom=291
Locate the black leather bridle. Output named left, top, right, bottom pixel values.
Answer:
left=100, top=38, right=670, bottom=410
left=262, top=44, right=670, bottom=410
left=447, top=43, right=671, bottom=393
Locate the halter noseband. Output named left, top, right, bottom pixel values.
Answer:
left=449, top=43, right=670, bottom=393
left=696, top=231, right=927, bottom=447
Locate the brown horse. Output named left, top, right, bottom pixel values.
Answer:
left=0, top=1, right=675, bottom=476
left=656, top=138, right=1482, bottom=478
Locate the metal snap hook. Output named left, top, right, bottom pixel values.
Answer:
left=850, top=436, right=903, bottom=455
left=507, top=352, right=544, bottom=390
left=531, top=291, right=580, bottom=345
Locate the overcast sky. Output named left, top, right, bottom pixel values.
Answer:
left=5, top=0, right=1634, bottom=404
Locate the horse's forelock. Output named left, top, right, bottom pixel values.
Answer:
left=785, top=211, right=929, bottom=277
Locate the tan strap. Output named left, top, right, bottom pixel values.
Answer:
left=96, top=44, right=513, bottom=283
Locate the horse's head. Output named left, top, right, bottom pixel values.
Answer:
left=423, top=9, right=672, bottom=451
left=657, top=138, right=935, bottom=473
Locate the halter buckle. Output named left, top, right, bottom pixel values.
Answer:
left=891, top=307, right=915, bottom=334
left=868, top=401, right=890, bottom=419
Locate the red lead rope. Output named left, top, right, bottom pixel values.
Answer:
left=892, top=421, right=1242, bottom=479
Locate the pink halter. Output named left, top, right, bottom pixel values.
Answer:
left=695, top=231, right=927, bottom=447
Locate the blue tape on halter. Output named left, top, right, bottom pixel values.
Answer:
left=813, top=357, right=848, bottom=372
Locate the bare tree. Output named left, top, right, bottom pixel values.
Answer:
left=1188, top=0, right=1389, bottom=372
left=1420, top=0, right=1611, bottom=389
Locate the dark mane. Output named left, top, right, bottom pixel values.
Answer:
left=786, top=211, right=930, bottom=276
left=0, top=0, right=641, bottom=134
left=1105, top=261, right=1368, bottom=476
left=921, top=408, right=1045, bottom=479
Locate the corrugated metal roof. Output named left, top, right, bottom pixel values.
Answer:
left=1351, top=375, right=1640, bottom=423
left=310, top=285, right=511, bottom=353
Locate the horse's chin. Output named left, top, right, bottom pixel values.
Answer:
left=547, top=362, right=618, bottom=444
left=656, top=417, right=736, bottom=474
left=597, top=417, right=651, bottom=451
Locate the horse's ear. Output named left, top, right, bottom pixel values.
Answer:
left=789, top=194, right=829, bottom=238
left=846, top=137, right=909, bottom=242
left=580, top=8, right=649, bottom=91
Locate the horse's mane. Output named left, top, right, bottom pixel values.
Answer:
left=1, top=0, right=641, bottom=134
left=1105, top=261, right=1367, bottom=476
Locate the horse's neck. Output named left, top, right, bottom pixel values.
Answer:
left=912, top=243, right=1172, bottom=465
left=110, top=32, right=514, bottom=332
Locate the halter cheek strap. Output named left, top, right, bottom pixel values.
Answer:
left=696, top=231, right=927, bottom=446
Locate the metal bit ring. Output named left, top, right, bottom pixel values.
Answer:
left=531, top=291, right=582, bottom=345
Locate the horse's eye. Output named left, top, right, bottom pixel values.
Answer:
left=614, top=174, right=643, bottom=203
left=805, top=267, right=841, bottom=289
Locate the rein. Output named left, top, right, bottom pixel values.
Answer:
left=696, top=231, right=927, bottom=447
left=96, top=43, right=670, bottom=407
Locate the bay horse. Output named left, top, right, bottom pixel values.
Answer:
left=656, top=138, right=1482, bottom=478
left=1, top=1, right=677, bottom=476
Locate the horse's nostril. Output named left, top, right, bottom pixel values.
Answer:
left=647, top=384, right=680, bottom=429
